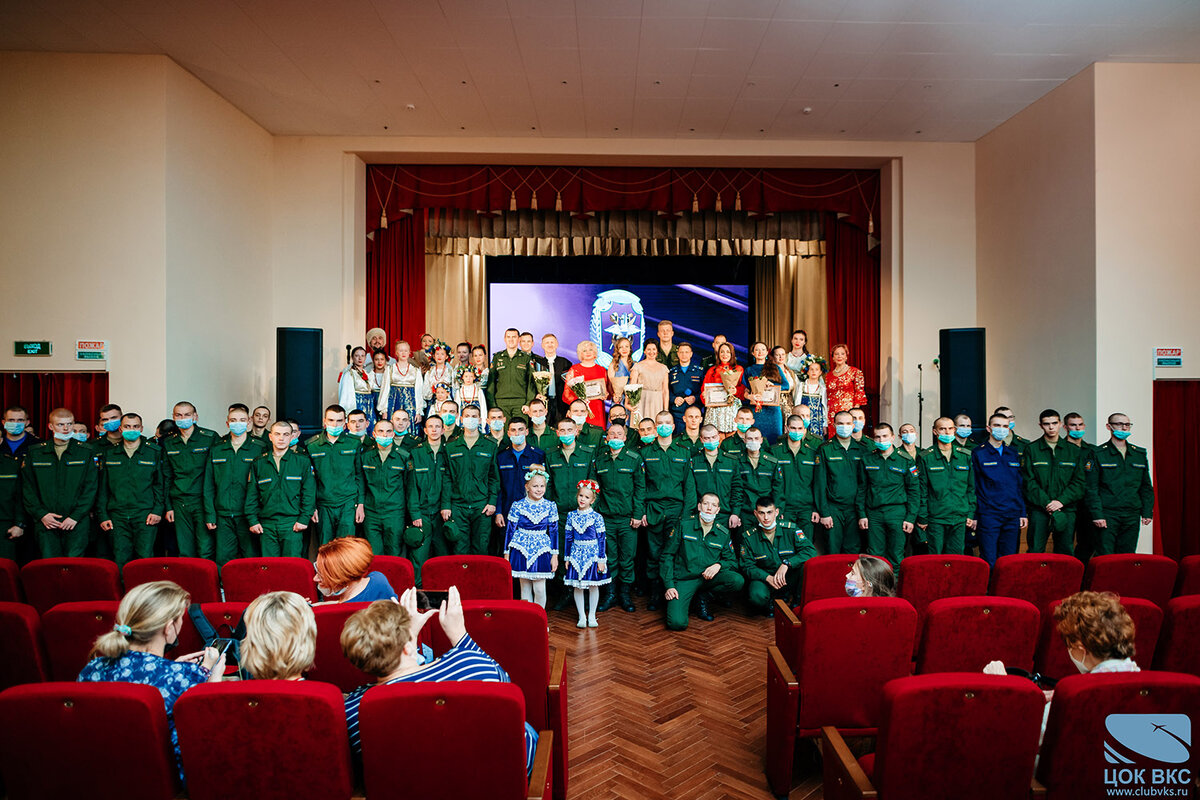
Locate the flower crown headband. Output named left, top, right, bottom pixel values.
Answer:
left=425, top=340, right=451, bottom=357
left=524, top=465, right=550, bottom=482
left=577, top=479, right=600, bottom=494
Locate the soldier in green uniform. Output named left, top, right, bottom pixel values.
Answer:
left=771, top=414, right=822, bottom=539
left=346, top=408, right=372, bottom=445
left=360, top=419, right=409, bottom=556
left=720, top=407, right=756, bottom=457
left=634, top=418, right=657, bottom=453
left=162, top=401, right=218, bottom=559
left=90, top=404, right=125, bottom=457
left=993, top=406, right=1031, bottom=456
left=444, top=406, right=499, bottom=556
left=487, top=328, right=535, bottom=421
left=304, top=405, right=365, bottom=544
left=245, top=421, right=315, bottom=557
left=653, top=321, right=680, bottom=368
left=1088, top=412, right=1154, bottom=555
left=815, top=411, right=868, bottom=554
left=732, top=427, right=784, bottom=534
left=661, top=493, right=744, bottom=630
left=483, top=407, right=511, bottom=450
left=203, top=404, right=267, bottom=563
left=1063, top=412, right=1100, bottom=561
left=405, top=415, right=452, bottom=582
left=390, top=409, right=424, bottom=453
left=97, top=413, right=165, bottom=567
left=526, top=398, right=558, bottom=452
left=567, top=400, right=604, bottom=450
left=687, top=423, right=743, bottom=532
left=738, top=496, right=816, bottom=613
left=1022, top=409, right=1086, bottom=555
left=0, top=432, right=25, bottom=560
left=856, top=423, right=919, bottom=567
left=639, top=411, right=697, bottom=609
left=676, top=406, right=705, bottom=456
left=592, top=423, right=645, bottom=612
left=917, top=417, right=977, bottom=555
left=545, top=417, right=596, bottom=605
left=250, top=406, right=272, bottom=442
left=24, top=408, right=98, bottom=558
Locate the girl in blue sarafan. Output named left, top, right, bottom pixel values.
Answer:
left=504, top=465, right=558, bottom=609
left=564, top=479, right=610, bottom=629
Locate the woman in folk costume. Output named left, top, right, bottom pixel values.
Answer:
left=379, top=340, right=424, bottom=436
left=338, top=346, right=377, bottom=426
left=454, top=364, right=488, bottom=417
left=422, top=341, right=456, bottom=402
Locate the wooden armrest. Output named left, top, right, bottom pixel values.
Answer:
left=1030, top=776, right=1046, bottom=798
left=775, top=597, right=799, bottom=625
left=549, top=646, right=565, bottom=690
left=820, top=725, right=876, bottom=800
left=765, top=644, right=802, bottom=796
left=767, top=644, right=797, bottom=686
left=527, top=730, right=554, bottom=800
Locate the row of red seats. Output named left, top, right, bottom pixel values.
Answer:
left=0, top=679, right=553, bottom=800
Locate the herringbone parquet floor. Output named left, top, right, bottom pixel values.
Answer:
left=548, top=600, right=823, bottom=800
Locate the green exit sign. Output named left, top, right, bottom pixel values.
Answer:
left=14, top=341, right=52, bottom=357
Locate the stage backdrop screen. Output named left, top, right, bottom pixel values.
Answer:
left=488, top=283, right=750, bottom=366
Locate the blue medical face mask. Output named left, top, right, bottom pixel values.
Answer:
left=175, top=418, right=195, bottom=430
left=325, top=425, right=344, bottom=437
left=53, top=431, right=74, bottom=442
left=1008, top=420, right=1017, bottom=430
left=607, top=439, right=624, bottom=451
left=509, top=433, right=526, bottom=447
left=1067, top=428, right=1086, bottom=439
left=957, top=426, right=972, bottom=439
left=73, top=432, right=89, bottom=442
left=121, top=429, right=141, bottom=442
left=735, top=422, right=751, bottom=433
left=990, top=426, right=1009, bottom=441
left=656, top=423, right=673, bottom=438
left=290, top=436, right=300, bottom=447
left=852, top=419, right=864, bottom=433
left=900, top=432, right=916, bottom=445
left=702, top=440, right=719, bottom=451
left=558, top=433, right=576, bottom=446
left=228, top=421, right=248, bottom=436
left=845, top=578, right=864, bottom=598
left=787, top=430, right=803, bottom=442
left=489, top=419, right=505, bottom=432
left=874, top=439, right=892, bottom=451
left=102, top=419, right=121, bottom=433
left=462, top=417, right=480, bottom=431
left=1112, top=429, right=1132, bottom=440
left=440, top=413, right=456, bottom=427
left=349, top=430, right=367, bottom=438
left=835, top=423, right=854, bottom=438
left=937, top=433, right=956, bottom=444
left=3, top=422, right=24, bottom=436
left=640, top=434, right=655, bottom=444
left=375, top=435, right=394, bottom=447
left=530, top=415, right=546, bottom=426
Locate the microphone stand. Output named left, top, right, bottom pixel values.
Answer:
left=917, top=363, right=924, bottom=448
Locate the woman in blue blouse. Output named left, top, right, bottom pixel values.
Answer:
left=742, top=341, right=792, bottom=444
left=312, top=536, right=398, bottom=604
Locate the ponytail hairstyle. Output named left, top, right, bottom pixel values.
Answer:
left=90, top=581, right=191, bottom=659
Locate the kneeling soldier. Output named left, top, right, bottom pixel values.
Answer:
left=739, top=496, right=815, bottom=614
left=661, top=493, right=745, bottom=630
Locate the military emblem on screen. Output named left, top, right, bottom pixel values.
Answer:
left=1102, top=713, right=1192, bottom=796
left=590, top=289, right=645, bottom=368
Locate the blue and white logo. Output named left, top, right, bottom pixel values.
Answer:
left=1105, top=714, right=1191, bottom=764
left=590, top=289, right=645, bottom=368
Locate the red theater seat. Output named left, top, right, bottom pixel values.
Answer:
left=822, top=674, right=1045, bottom=800
left=221, top=557, right=317, bottom=602
left=1175, top=554, right=1200, bottom=596
left=915, top=596, right=1039, bottom=674
left=0, top=682, right=177, bottom=800
left=898, top=554, right=991, bottom=655
left=765, top=597, right=917, bottom=798
left=421, top=555, right=513, bottom=599
left=1035, top=596, right=1162, bottom=681
left=306, top=602, right=374, bottom=691
left=370, top=554, right=416, bottom=593
left=0, top=602, right=47, bottom=689
left=1037, top=672, right=1200, bottom=799
left=20, top=557, right=121, bottom=614
left=175, top=681, right=353, bottom=800
left=123, top=557, right=220, bottom=603
left=1084, top=553, right=1178, bottom=609
left=41, top=601, right=120, bottom=681
left=0, top=557, right=21, bottom=601
left=358, top=681, right=552, bottom=800
left=989, top=553, right=1083, bottom=614
left=1154, top=595, right=1200, bottom=676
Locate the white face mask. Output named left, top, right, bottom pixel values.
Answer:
left=1068, top=646, right=1090, bottom=674
left=570, top=414, right=587, bottom=426
left=698, top=511, right=717, bottom=524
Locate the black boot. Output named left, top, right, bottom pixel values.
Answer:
left=647, top=580, right=661, bottom=611
left=696, top=592, right=715, bottom=621
left=618, top=582, right=636, bottom=612
left=596, top=583, right=616, bottom=612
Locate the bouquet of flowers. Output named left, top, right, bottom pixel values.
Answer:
left=532, top=370, right=552, bottom=399
left=719, top=366, right=741, bottom=397
left=623, top=383, right=643, bottom=408
left=566, top=370, right=589, bottom=403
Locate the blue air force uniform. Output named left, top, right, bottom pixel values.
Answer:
left=971, top=441, right=1026, bottom=566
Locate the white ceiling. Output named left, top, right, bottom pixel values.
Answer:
left=4, top=0, right=1200, bottom=142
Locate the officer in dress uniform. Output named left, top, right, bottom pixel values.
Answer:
left=856, top=423, right=919, bottom=568
left=1022, top=409, right=1086, bottom=555
left=669, top=342, right=706, bottom=433
left=244, top=421, right=315, bottom=558
left=488, top=328, right=535, bottom=422
left=738, top=496, right=816, bottom=614
left=917, top=417, right=976, bottom=555
left=972, top=413, right=1028, bottom=567
left=1088, top=412, right=1154, bottom=555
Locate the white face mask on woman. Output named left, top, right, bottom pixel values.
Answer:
left=1068, top=644, right=1090, bottom=674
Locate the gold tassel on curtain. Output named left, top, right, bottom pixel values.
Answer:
left=380, top=209, right=388, bottom=230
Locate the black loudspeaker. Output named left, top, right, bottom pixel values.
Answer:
left=939, top=328, right=986, bottom=428
left=277, top=327, right=323, bottom=434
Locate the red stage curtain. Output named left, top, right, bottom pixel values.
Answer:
left=825, top=214, right=881, bottom=421
left=366, top=211, right=427, bottom=349
left=1152, top=380, right=1200, bottom=559
left=1, top=372, right=110, bottom=434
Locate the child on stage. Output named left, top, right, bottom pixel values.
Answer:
left=504, top=465, right=558, bottom=609
left=565, top=479, right=609, bottom=628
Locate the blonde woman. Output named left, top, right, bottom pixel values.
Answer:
left=379, top=340, right=424, bottom=436
left=608, top=337, right=635, bottom=408
left=240, top=591, right=317, bottom=681
left=563, top=340, right=609, bottom=428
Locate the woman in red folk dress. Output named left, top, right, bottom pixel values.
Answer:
left=563, top=340, right=610, bottom=428
left=824, top=342, right=867, bottom=437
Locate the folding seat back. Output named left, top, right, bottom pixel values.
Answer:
left=0, top=557, right=21, bottom=601
left=0, top=682, right=177, bottom=800
left=1175, top=554, right=1200, bottom=597
left=41, top=601, right=120, bottom=681
left=20, top=557, right=121, bottom=614
left=1036, top=596, right=1163, bottom=681
left=1037, top=672, right=1200, bottom=799
left=306, top=602, right=374, bottom=691
left=370, top=555, right=416, bottom=593
left=175, top=681, right=353, bottom=800
left=798, top=553, right=890, bottom=608
left=915, top=596, right=1039, bottom=674
left=421, top=555, right=512, bottom=599
left=898, top=554, right=990, bottom=654
left=221, top=557, right=317, bottom=602
left=989, top=553, right=1083, bottom=614
left=177, top=601, right=249, bottom=660
left=123, top=557, right=220, bottom=603
left=1154, top=595, right=1200, bottom=676
left=0, top=602, right=47, bottom=689
left=1084, top=553, right=1178, bottom=609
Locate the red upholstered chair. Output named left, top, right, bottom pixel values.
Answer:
left=427, top=600, right=569, bottom=800
left=915, top=596, right=1040, bottom=674
left=765, top=597, right=917, bottom=798
left=177, top=601, right=249, bottom=655
left=421, top=555, right=513, bottom=599
left=822, top=674, right=1046, bottom=800
left=221, top=557, right=317, bottom=602
left=898, top=554, right=991, bottom=655
left=1154, top=595, right=1200, bottom=676
left=20, top=557, right=121, bottom=614
left=175, top=681, right=353, bottom=800
left=370, top=554, right=416, bottom=593
left=988, top=553, right=1083, bottom=614
left=41, top=600, right=120, bottom=681
left=1175, top=554, right=1200, bottom=596
left=0, top=682, right=177, bottom=800
left=0, top=602, right=47, bottom=689
left=306, top=602, right=374, bottom=690
left=1037, top=672, right=1200, bottom=799
left=359, top=682, right=552, bottom=800
left=1084, top=553, right=1178, bottom=609
left=123, top=557, right=220, bottom=603
left=1035, top=596, right=1163, bottom=681
left=0, top=557, right=22, bottom=601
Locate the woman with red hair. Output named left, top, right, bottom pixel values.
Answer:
left=312, top=537, right=398, bottom=604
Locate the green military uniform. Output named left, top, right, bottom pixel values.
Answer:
left=738, top=521, right=816, bottom=611
left=1000, top=432, right=1031, bottom=457
left=162, top=426, right=218, bottom=559
left=546, top=441, right=595, bottom=543
left=771, top=438, right=821, bottom=536
left=856, top=447, right=919, bottom=566
left=400, top=432, right=424, bottom=452
left=23, top=439, right=98, bottom=558
left=640, top=439, right=697, bottom=594
left=487, top=349, right=535, bottom=421
left=720, top=433, right=748, bottom=458
left=1066, top=438, right=1100, bottom=561
left=0, top=448, right=26, bottom=560
left=83, top=436, right=120, bottom=559
left=361, top=443, right=409, bottom=556
left=661, top=515, right=744, bottom=630
left=1088, top=439, right=1154, bottom=555
left=1021, top=436, right=1086, bottom=555
left=917, top=444, right=976, bottom=554
left=655, top=342, right=680, bottom=368
left=98, top=438, right=165, bottom=567
left=814, top=438, right=868, bottom=554
left=203, top=434, right=267, bottom=563
left=576, top=422, right=604, bottom=451
left=592, top=444, right=645, bottom=591
left=244, top=450, right=315, bottom=557
left=444, top=435, right=499, bottom=556
left=732, top=450, right=784, bottom=528
left=304, top=432, right=365, bottom=544
left=687, top=449, right=740, bottom=523
left=529, top=425, right=559, bottom=454
left=675, top=433, right=704, bottom=458
left=405, top=441, right=452, bottom=581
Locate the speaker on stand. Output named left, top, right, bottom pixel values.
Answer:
left=276, top=327, right=323, bottom=438
left=938, top=328, right=986, bottom=444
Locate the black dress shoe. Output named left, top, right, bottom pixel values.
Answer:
left=596, top=584, right=616, bottom=612
left=696, top=592, right=714, bottom=621
left=647, top=581, right=662, bottom=611
left=618, top=584, right=636, bottom=613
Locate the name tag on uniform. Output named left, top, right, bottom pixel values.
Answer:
left=983, top=461, right=997, bottom=466
left=828, top=456, right=843, bottom=462
left=243, top=457, right=255, bottom=463
left=618, top=467, right=633, bottom=474
left=801, top=460, right=815, bottom=466
left=211, top=458, right=227, bottom=463
left=257, top=478, right=272, bottom=484
left=138, top=460, right=154, bottom=466
left=889, top=466, right=906, bottom=473
left=167, top=450, right=180, bottom=456
left=1061, top=461, right=1076, bottom=467
left=499, top=464, right=513, bottom=470
left=644, top=457, right=660, bottom=464
left=1132, top=463, right=1147, bottom=468
left=105, top=460, right=121, bottom=467
left=390, top=464, right=403, bottom=471
left=340, top=449, right=356, bottom=455
left=671, top=457, right=687, bottom=464
left=66, top=460, right=85, bottom=466
left=285, top=476, right=301, bottom=481
left=717, top=468, right=733, bottom=474
left=955, top=465, right=969, bottom=471
left=683, top=534, right=698, bottom=541
left=192, top=447, right=208, bottom=453
left=780, top=549, right=794, bottom=556
left=311, top=452, right=326, bottom=458
left=1032, top=461, right=1048, bottom=466
left=363, top=465, right=376, bottom=471
left=1007, top=461, right=1019, bottom=468
left=449, top=452, right=463, bottom=459
left=865, top=465, right=880, bottom=471
left=415, top=467, right=429, bottom=473
left=1100, top=462, right=1117, bottom=468
left=0, top=475, right=13, bottom=480
left=928, top=466, right=945, bottom=471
